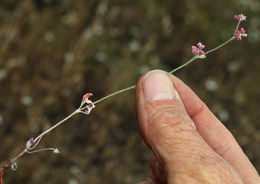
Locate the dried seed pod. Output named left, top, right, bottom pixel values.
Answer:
left=26, top=138, right=35, bottom=149
left=11, top=163, right=17, bottom=171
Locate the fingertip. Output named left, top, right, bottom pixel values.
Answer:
left=135, top=70, right=203, bottom=163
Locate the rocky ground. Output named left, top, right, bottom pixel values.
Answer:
left=0, top=0, right=259, bottom=183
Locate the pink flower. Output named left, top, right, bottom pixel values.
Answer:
left=80, top=93, right=95, bottom=115
left=197, top=42, right=205, bottom=49
left=234, top=14, right=246, bottom=21
left=192, top=42, right=205, bottom=56
left=234, top=28, right=248, bottom=41
left=83, top=93, right=93, bottom=101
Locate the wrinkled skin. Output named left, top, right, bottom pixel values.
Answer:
left=135, top=70, right=260, bottom=184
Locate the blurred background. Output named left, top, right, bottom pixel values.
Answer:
left=0, top=0, right=259, bottom=183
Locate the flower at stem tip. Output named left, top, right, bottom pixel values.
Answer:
left=53, top=148, right=60, bottom=154
left=79, top=93, right=95, bottom=115
left=234, top=13, right=247, bottom=39
left=192, top=42, right=205, bottom=56
left=83, top=93, right=93, bottom=101
left=234, top=14, right=246, bottom=21
left=234, top=28, right=248, bottom=41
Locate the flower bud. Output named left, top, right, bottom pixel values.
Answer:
left=26, top=138, right=35, bottom=149
left=53, top=148, right=60, bottom=154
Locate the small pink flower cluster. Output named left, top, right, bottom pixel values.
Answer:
left=234, top=13, right=247, bottom=41
left=80, top=93, right=95, bottom=115
left=234, top=14, right=246, bottom=21
left=234, top=28, right=247, bottom=41
left=192, top=42, right=205, bottom=56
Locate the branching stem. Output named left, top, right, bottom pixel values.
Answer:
left=1, top=35, right=236, bottom=179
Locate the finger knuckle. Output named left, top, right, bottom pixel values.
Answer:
left=196, top=154, right=242, bottom=183
left=169, top=154, right=242, bottom=183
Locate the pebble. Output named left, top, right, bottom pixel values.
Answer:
left=21, top=95, right=33, bottom=106
left=204, top=79, right=219, bottom=91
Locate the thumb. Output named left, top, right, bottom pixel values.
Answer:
left=136, top=70, right=204, bottom=161
left=135, top=70, right=241, bottom=183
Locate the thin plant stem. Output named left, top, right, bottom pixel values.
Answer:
left=169, top=57, right=197, bottom=74
left=93, top=85, right=136, bottom=105
left=205, top=36, right=235, bottom=55
left=10, top=149, right=27, bottom=164
left=1, top=168, right=5, bottom=184
left=3, top=111, right=79, bottom=168
left=93, top=36, right=235, bottom=104
left=27, top=148, right=56, bottom=154
left=34, top=110, right=78, bottom=142
left=235, top=20, right=242, bottom=31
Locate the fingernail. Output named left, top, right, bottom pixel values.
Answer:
left=143, top=70, right=175, bottom=101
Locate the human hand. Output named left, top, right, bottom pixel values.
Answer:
left=135, top=70, right=260, bottom=184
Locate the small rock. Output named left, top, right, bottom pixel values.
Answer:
left=93, top=25, right=104, bottom=36
left=227, top=61, right=239, bottom=72
left=68, top=178, right=78, bottom=184
left=95, top=52, right=107, bottom=62
left=21, top=95, right=33, bottom=106
left=128, top=41, right=140, bottom=51
left=44, top=32, right=55, bottom=43
left=218, top=109, right=230, bottom=121
left=139, top=65, right=150, bottom=74
left=204, top=79, right=219, bottom=91
left=64, top=52, right=74, bottom=63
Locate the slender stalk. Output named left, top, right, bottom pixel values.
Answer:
left=235, top=19, right=242, bottom=31
left=1, top=110, right=79, bottom=171
left=169, top=57, right=197, bottom=74
left=93, top=85, right=136, bottom=104
left=205, top=37, right=235, bottom=55
left=10, top=150, right=27, bottom=164
left=1, top=168, right=5, bottom=184
left=92, top=57, right=196, bottom=105
left=92, top=36, right=235, bottom=104
left=34, top=110, right=78, bottom=142
left=27, top=148, right=56, bottom=154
